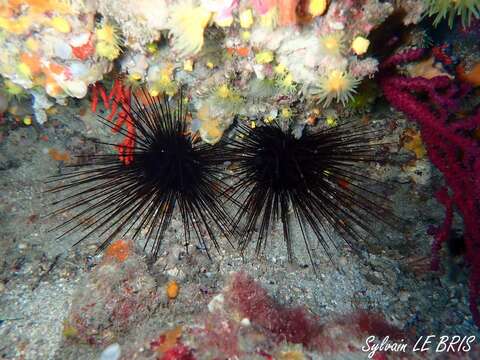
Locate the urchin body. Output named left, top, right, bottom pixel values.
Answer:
left=226, top=121, right=395, bottom=265
left=48, top=92, right=232, bottom=259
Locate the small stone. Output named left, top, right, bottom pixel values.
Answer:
left=240, top=318, right=251, bottom=326
left=399, top=291, right=410, bottom=302
left=208, top=293, right=225, bottom=313
left=100, top=343, right=121, bottom=360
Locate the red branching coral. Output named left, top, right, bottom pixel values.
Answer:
left=379, top=48, right=425, bottom=71
left=379, top=48, right=480, bottom=325
left=90, top=79, right=135, bottom=165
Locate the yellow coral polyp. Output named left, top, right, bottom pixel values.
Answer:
left=276, top=69, right=296, bottom=93
left=95, top=24, right=120, bottom=61
left=259, top=8, right=278, bottom=28
left=200, top=120, right=223, bottom=144
left=255, top=51, right=274, bottom=64
left=239, top=9, right=254, bottom=29
left=96, top=24, right=116, bottom=43
left=23, top=116, right=32, bottom=126
left=198, top=104, right=224, bottom=144
left=351, top=36, right=370, bottom=55
left=274, top=63, right=287, bottom=74
left=149, top=88, right=160, bottom=97
left=319, top=32, right=345, bottom=56
left=146, top=42, right=158, bottom=54
left=96, top=41, right=120, bottom=61
left=126, top=72, right=143, bottom=88
left=281, top=107, right=292, bottom=118
left=241, top=31, right=251, bottom=41
left=169, top=2, right=212, bottom=57
left=95, top=23, right=121, bottom=60
left=282, top=73, right=293, bottom=87
left=0, top=16, right=31, bottom=34
left=19, top=0, right=71, bottom=15
left=130, top=72, right=142, bottom=81
left=160, top=65, right=174, bottom=83
left=217, top=84, right=232, bottom=99
left=51, top=17, right=71, bottom=33
left=328, top=71, right=347, bottom=92
left=316, top=70, right=360, bottom=107
left=264, top=115, right=274, bottom=124
left=18, top=63, right=32, bottom=79
left=183, top=59, right=193, bottom=72
left=26, top=37, right=39, bottom=52
left=326, top=115, right=337, bottom=127
left=308, top=0, right=328, bottom=17
left=150, top=64, right=177, bottom=96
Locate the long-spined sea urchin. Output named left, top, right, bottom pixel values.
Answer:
left=47, top=90, right=233, bottom=259
left=225, top=120, right=397, bottom=266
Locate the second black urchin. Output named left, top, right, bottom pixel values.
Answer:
left=48, top=91, right=233, bottom=259
left=226, top=120, right=396, bottom=265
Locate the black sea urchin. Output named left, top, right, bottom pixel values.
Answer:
left=225, top=120, right=396, bottom=265
left=48, top=91, right=233, bottom=259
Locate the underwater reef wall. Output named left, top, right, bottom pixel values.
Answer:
left=2, top=0, right=480, bottom=339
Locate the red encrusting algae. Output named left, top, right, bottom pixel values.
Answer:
left=225, top=271, right=323, bottom=346
left=90, top=79, right=136, bottom=165
left=127, top=271, right=407, bottom=358
left=379, top=48, right=480, bottom=326
left=224, top=272, right=405, bottom=354
left=160, top=344, right=196, bottom=360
